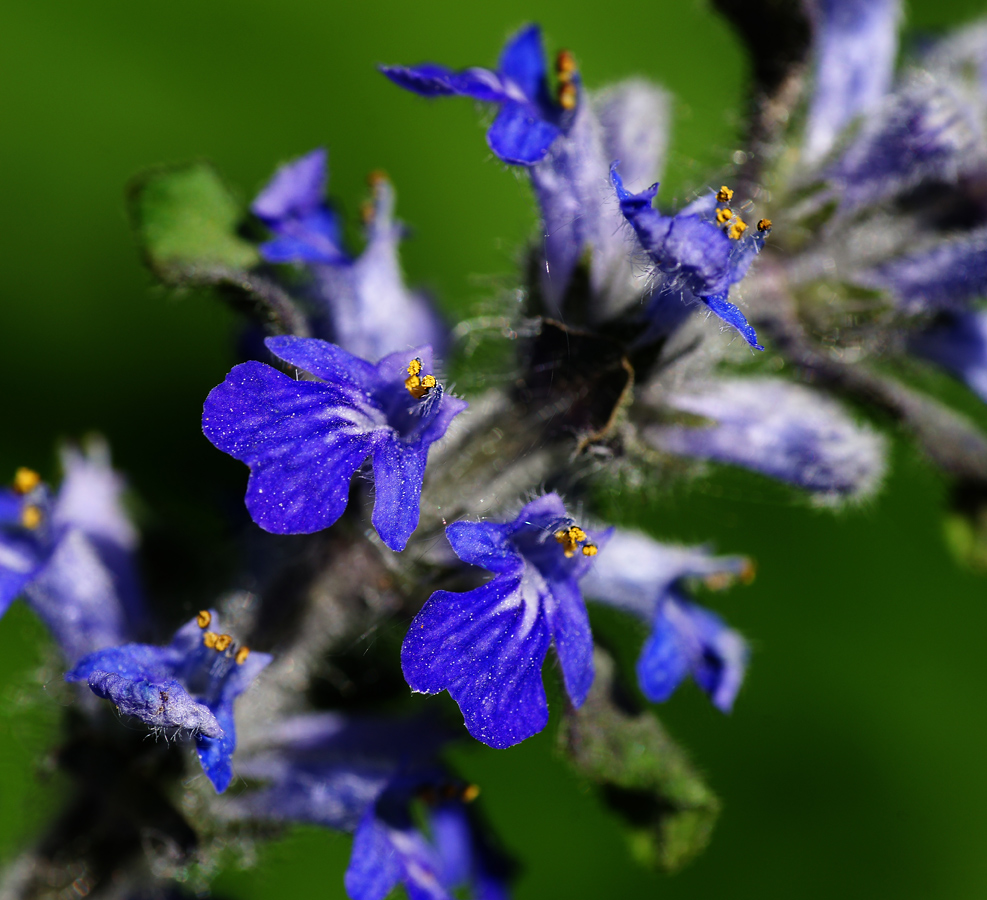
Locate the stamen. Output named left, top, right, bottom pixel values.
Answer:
left=581, top=543, right=598, bottom=557
left=556, top=50, right=578, bottom=110
left=727, top=219, right=748, bottom=240
left=405, top=358, right=437, bottom=400
left=556, top=49, right=577, bottom=80
left=214, top=634, right=233, bottom=652
left=741, top=558, right=757, bottom=584
left=203, top=631, right=219, bottom=649
left=558, top=82, right=577, bottom=110
left=461, top=783, right=481, bottom=803
left=235, top=646, right=251, bottom=665
left=13, top=468, right=41, bottom=495
left=20, top=505, right=42, bottom=530
left=715, top=207, right=733, bottom=225
left=554, top=525, right=592, bottom=558
left=197, top=610, right=212, bottom=629
left=757, top=218, right=772, bottom=232
left=716, top=185, right=734, bottom=203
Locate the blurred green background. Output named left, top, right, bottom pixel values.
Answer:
left=3, top=0, right=987, bottom=897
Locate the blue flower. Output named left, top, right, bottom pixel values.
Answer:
left=803, top=0, right=902, bottom=164
left=66, top=611, right=271, bottom=792
left=0, top=443, right=145, bottom=663
left=233, top=714, right=510, bottom=900
left=382, top=24, right=565, bottom=166
left=582, top=530, right=750, bottom=711
left=610, top=165, right=768, bottom=349
left=251, top=147, right=347, bottom=265
left=252, top=150, right=447, bottom=361
left=642, top=376, right=887, bottom=501
left=911, top=311, right=987, bottom=404
left=401, top=494, right=610, bottom=748
left=202, top=336, right=467, bottom=552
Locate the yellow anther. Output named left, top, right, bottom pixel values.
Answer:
left=715, top=207, right=733, bottom=225
left=235, top=646, right=251, bottom=665
left=740, top=558, right=757, bottom=584
left=196, top=610, right=212, bottom=629
left=757, top=218, right=773, bottom=232
left=461, top=783, right=481, bottom=803
left=203, top=631, right=219, bottom=649
left=13, top=468, right=41, bottom=495
left=214, top=634, right=233, bottom=652
left=727, top=219, right=748, bottom=240
left=716, top=186, right=734, bottom=203
left=704, top=572, right=733, bottom=591
left=20, top=505, right=42, bottom=530
left=367, top=169, right=389, bottom=187
left=558, top=81, right=578, bottom=110
left=581, top=543, right=598, bottom=557
left=556, top=49, right=577, bottom=81
left=405, top=358, right=437, bottom=400
left=555, top=525, right=591, bottom=559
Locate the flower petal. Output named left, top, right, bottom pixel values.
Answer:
left=370, top=437, right=429, bottom=551
left=545, top=576, right=594, bottom=708
left=487, top=101, right=561, bottom=166
left=252, top=148, right=327, bottom=222
left=636, top=604, right=690, bottom=703
left=702, top=293, right=763, bottom=350
left=912, top=310, right=987, bottom=403
left=804, top=0, right=902, bottom=164
left=497, top=24, right=549, bottom=106
left=379, top=63, right=508, bottom=102
left=401, top=578, right=552, bottom=749
left=265, top=335, right=381, bottom=388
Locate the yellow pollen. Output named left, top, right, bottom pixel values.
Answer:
left=704, top=572, right=733, bottom=591
left=461, top=783, right=481, bottom=803
left=235, top=646, right=251, bottom=665
left=716, top=186, right=734, bottom=203
left=196, top=610, right=212, bottom=629
left=20, top=505, right=42, bottom=530
left=757, top=218, right=772, bottom=232
left=741, top=558, right=757, bottom=584
left=715, top=207, right=733, bottom=225
left=556, top=49, right=577, bottom=80
left=558, top=81, right=577, bottom=110
left=555, top=525, right=590, bottom=558
left=727, top=219, right=748, bottom=240
left=581, top=543, right=598, bottom=557
left=405, top=358, right=437, bottom=400
left=214, top=634, right=233, bottom=652
left=367, top=169, right=389, bottom=187
left=13, top=468, right=41, bottom=495
left=203, top=631, right=219, bottom=649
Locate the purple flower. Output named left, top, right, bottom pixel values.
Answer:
left=401, top=494, right=610, bottom=748
left=66, top=611, right=271, bottom=792
left=233, top=714, right=510, bottom=900
left=382, top=24, right=565, bottom=166
left=911, top=311, right=987, bottom=404
left=582, top=530, right=750, bottom=711
left=642, top=377, right=887, bottom=501
left=251, top=148, right=347, bottom=265
left=252, top=151, right=446, bottom=361
left=803, top=0, right=902, bottom=164
left=611, top=165, right=768, bottom=349
left=202, top=336, right=467, bottom=552
left=0, top=443, right=145, bottom=664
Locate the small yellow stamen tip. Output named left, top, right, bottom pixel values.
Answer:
left=461, top=783, right=481, bottom=803
left=555, top=525, right=592, bottom=559
left=214, top=634, right=233, bottom=652
left=405, top=358, right=436, bottom=400
left=13, top=468, right=41, bottom=495
left=360, top=200, right=375, bottom=226
left=558, top=82, right=577, bottom=110
left=581, top=543, right=598, bottom=557
left=20, top=505, right=42, bottom=530
left=757, top=218, right=772, bottom=232
left=704, top=572, right=733, bottom=592
left=727, top=219, right=748, bottom=240
left=741, top=558, right=757, bottom=584
left=716, top=186, right=734, bottom=203
left=196, top=610, right=212, bottom=629
left=367, top=169, right=389, bottom=187
left=236, top=646, right=251, bottom=665
left=203, top=631, right=219, bottom=649
left=715, top=207, right=733, bottom=225
left=556, top=49, right=577, bottom=79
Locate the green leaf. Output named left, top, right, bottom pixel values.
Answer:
left=129, top=162, right=259, bottom=277
left=559, top=650, right=720, bottom=872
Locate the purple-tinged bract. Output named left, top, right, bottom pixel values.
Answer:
left=202, top=336, right=467, bottom=552
left=401, top=494, right=610, bottom=748
left=66, top=613, right=271, bottom=792
left=582, top=529, right=750, bottom=711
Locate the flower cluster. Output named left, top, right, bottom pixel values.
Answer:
left=9, top=1, right=987, bottom=898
